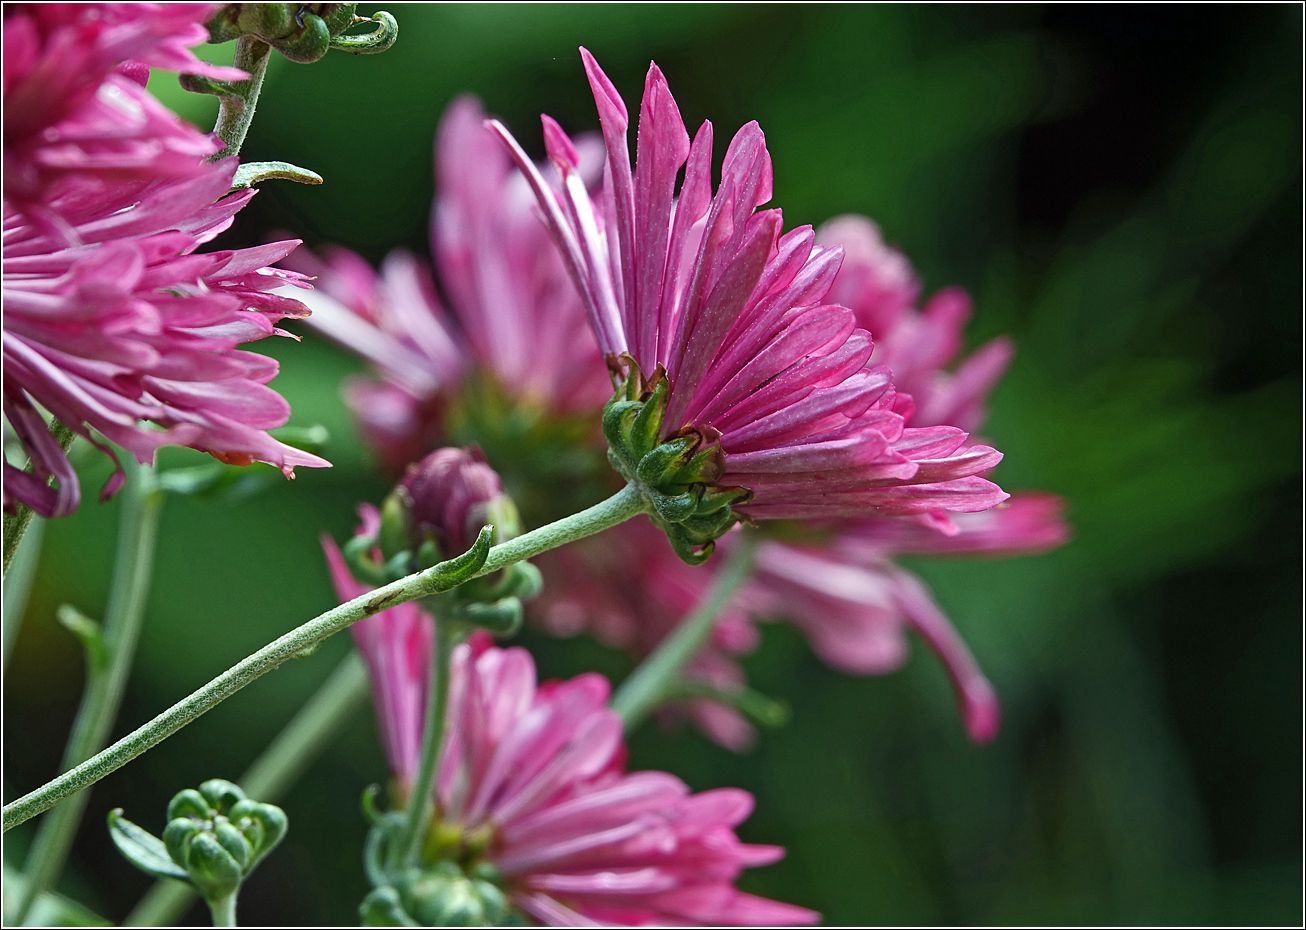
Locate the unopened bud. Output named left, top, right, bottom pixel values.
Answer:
left=387, top=447, right=520, bottom=560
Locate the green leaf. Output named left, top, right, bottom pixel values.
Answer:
left=230, top=161, right=324, bottom=191
left=107, top=810, right=191, bottom=882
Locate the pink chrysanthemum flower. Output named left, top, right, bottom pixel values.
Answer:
left=3, top=162, right=330, bottom=516
left=534, top=519, right=763, bottom=751
left=287, top=95, right=610, bottom=474
left=322, top=531, right=816, bottom=924
left=3, top=3, right=244, bottom=215
left=489, top=50, right=1008, bottom=529
left=2, top=4, right=327, bottom=517
left=440, top=634, right=816, bottom=926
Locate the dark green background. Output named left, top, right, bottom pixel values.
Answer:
left=5, top=4, right=1301, bottom=925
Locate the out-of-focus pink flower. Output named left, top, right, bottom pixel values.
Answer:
left=752, top=493, right=1070, bottom=744
left=739, top=212, right=1071, bottom=742
left=3, top=3, right=244, bottom=214
left=323, top=504, right=432, bottom=788
left=819, top=215, right=1014, bottom=432
left=430, top=633, right=817, bottom=926
left=490, top=49, right=1008, bottom=523
left=281, top=245, right=461, bottom=474
left=287, top=95, right=610, bottom=473
left=534, top=519, right=762, bottom=751
left=433, top=96, right=611, bottom=415
left=2, top=159, right=329, bottom=517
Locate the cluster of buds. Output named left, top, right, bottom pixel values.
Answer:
left=345, top=447, right=540, bottom=636
left=205, top=3, right=398, bottom=62
left=603, top=358, right=750, bottom=564
left=109, top=780, right=287, bottom=924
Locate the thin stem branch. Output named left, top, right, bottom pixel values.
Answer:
left=394, top=616, right=454, bottom=868
left=13, top=462, right=162, bottom=923
left=3, top=421, right=75, bottom=578
left=122, top=651, right=370, bottom=928
left=610, top=531, right=758, bottom=730
left=3, top=483, right=647, bottom=833
left=211, top=36, right=272, bottom=161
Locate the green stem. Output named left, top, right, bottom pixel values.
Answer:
left=394, top=615, right=454, bottom=868
left=610, top=531, right=758, bottom=730
left=3, top=484, right=647, bottom=833
left=13, top=462, right=162, bottom=924
left=3, top=421, right=75, bottom=578
left=122, top=652, right=370, bottom=928
left=211, top=36, right=272, bottom=161
left=2, top=515, right=43, bottom=675
left=205, top=891, right=236, bottom=928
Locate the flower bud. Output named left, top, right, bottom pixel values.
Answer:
left=205, top=4, right=397, bottom=63
left=386, top=447, right=520, bottom=560
left=161, top=780, right=288, bottom=897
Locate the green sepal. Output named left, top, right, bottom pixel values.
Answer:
left=277, top=12, right=332, bottom=63
left=166, top=788, right=210, bottom=822
left=182, top=833, right=244, bottom=900
left=360, top=886, right=420, bottom=926
left=422, top=525, right=493, bottom=594
left=228, top=798, right=288, bottom=869
left=198, top=779, right=246, bottom=813
left=107, top=809, right=191, bottom=883
left=458, top=598, right=523, bottom=637
left=601, top=359, right=750, bottom=563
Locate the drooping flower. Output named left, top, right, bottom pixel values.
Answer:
left=489, top=49, right=1008, bottom=552
left=432, top=634, right=816, bottom=926
left=752, top=494, right=1069, bottom=744
left=2, top=3, right=329, bottom=518
left=3, top=3, right=244, bottom=214
left=286, top=95, right=611, bottom=476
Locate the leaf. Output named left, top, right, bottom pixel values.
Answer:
left=107, top=810, right=191, bottom=882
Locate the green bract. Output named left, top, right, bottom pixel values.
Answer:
left=603, top=358, right=751, bottom=564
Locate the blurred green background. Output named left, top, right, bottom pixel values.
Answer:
left=4, top=4, right=1301, bottom=925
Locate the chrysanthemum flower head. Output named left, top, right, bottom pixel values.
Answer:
left=490, top=50, right=1008, bottom=562
left=2, top=3, right=328, bottom=517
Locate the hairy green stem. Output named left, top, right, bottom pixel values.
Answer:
left=3, top=484, right=647, bottom=833
left=395, top=616, right=454, bottom=868
left=2, top=515, right=43, bottom=675
left=13, top=463, right=162, bottom=924
left=123, top=652, right=370, bottom=927
left=211, top=36, right=272, bottom=161
left=206, top=891, right=236, bottom=928
left=2, top=421, right=75, bottom=578
left=610, top=532, right=758, bottom=730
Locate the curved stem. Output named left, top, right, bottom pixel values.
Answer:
left=3, top=421, right=75, bottom=578
left=211, top=36, right=272, bottom=161
left=3, top=484, right=647, bottom=833
left=13, top=462, right=162, bottom=923
left=123, top=651, right=370, bottom=927
left=610, top=531, right=758, bottom=730
left=394, top=615, right=454, bottom=868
